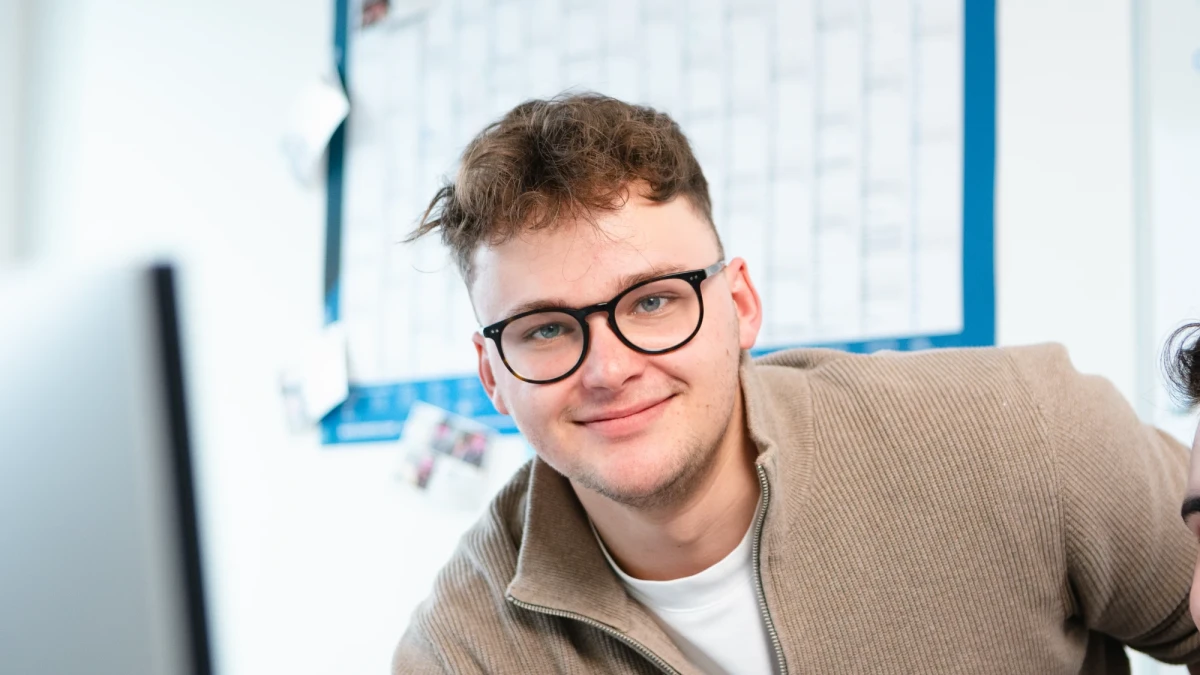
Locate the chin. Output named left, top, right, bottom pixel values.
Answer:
left=577, top=442, right=694, bottom=505
left=603, top=462, right=678, bottom=496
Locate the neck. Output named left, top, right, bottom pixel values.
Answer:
left=575, top=393, right=761, bottom=581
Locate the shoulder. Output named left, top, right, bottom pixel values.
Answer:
left=396, top=462, right=534, bottom=667
left=751, top=344, right=1084, bottom=460
left=422, top=460, right=531, bottom=610
left=754, top=343, right=1069, bottom=404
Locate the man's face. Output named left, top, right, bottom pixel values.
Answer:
left=1185, top=425, right=1200, bottom=624
left=469, top=193, right=762, bottom=508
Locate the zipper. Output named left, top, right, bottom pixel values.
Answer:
left=754, top=464, right=789, bottom=674
left=506, top=469, right=787, bottom=675
left=505, top=594, right=679, bottom=675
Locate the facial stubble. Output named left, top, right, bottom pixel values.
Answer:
left=573, top=361, right=741, bottom=511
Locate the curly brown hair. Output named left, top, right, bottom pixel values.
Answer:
left=406, top=93, right=721, bottom=286
left=1163, top=323, right=1200, bottom=410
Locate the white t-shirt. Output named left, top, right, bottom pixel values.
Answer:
left=592, top=515, right=778, bottom=675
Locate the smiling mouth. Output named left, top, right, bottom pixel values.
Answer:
left=574, top=395, right=675, bottom=437
left=578, top=396, right=670, bottom=423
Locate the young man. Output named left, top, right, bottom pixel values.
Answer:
left=395, top=94, right=1200, bottom=674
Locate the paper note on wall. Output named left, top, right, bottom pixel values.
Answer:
left=282, top=73, right=350, bottom=185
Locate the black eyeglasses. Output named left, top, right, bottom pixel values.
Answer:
left=481, top=260, right=726, bottom=384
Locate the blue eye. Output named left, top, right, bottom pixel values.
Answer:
left=523, top=323, right=567, bottom=341
left=636, top=296, right=667, bottom=313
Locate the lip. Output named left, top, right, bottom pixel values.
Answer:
left=575, top=395, right=674, bottom=439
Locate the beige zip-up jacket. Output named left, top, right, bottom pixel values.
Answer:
left=395, top=345, right=1200, bottom=674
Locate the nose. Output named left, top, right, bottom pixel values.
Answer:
left=577, top=312, right=645, bottom=391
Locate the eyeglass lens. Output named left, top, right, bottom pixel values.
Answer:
left=498, top=276, right=702, bottom=382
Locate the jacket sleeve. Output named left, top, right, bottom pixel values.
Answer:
left=391, top=567, right=512, bottom=675
left=1008, top=343, right=1200, bottom=665
left=393, top=623, right=458, bottom=675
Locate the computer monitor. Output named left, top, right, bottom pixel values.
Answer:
left=0, top=262, right=211, bottom=675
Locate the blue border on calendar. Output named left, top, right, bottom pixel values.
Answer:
left=320, top=0, right=996, bottom=445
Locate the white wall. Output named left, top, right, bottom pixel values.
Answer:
left=0, top=0, right=24, bottom=265
left=11, top=1, right=1189, bottom=674
left=21, top=0, right=89, bottom=262
left=995, top=0, right=1139, bottom=402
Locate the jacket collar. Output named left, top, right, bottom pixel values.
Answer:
left=505, top=456, right=634, bottom=629
left=742, top=349, right=817, bottom=537
left=504, top=458, right=695, bottom=669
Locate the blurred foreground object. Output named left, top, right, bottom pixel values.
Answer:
left=0, top=262, right=211, bottom=675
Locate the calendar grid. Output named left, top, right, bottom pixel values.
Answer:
left=321, top=0, right=994, bottom=444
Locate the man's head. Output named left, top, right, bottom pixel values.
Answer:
left=1166, top=324, right=1200, bottom=623
left=409, top=94, right=762, bottom=509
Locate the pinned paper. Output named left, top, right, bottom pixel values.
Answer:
left=279, top=322, right=350, bottom=430
left=301, top=322, right=350, bottom=422
left=281, top=73, right=350, bottom=185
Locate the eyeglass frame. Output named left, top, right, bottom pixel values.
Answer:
left=479, top=260, right=727, bottom=384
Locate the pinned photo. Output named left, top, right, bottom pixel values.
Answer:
left=400, top=401, right=495, bottom=495
left=361, top=0, right=389, bottom=28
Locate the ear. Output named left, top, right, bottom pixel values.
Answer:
left=724, top=257, right=763, bottom=351
left=473, top=333, right=509, bottom=415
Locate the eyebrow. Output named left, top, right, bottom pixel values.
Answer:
left=1181, top=495, right=1200, bottom=522
left=501, top=263, right=690, bottom=319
